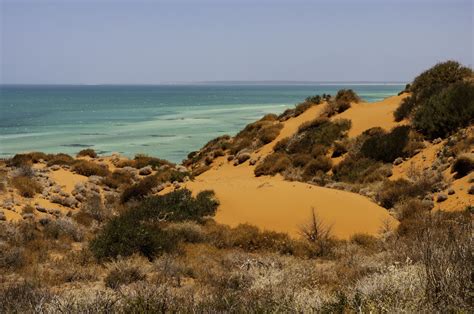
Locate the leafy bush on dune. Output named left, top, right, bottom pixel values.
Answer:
left=91, top=189, right=218, bottom=260
left=332, top=156, right=383, bottom=183
left=102, top=170, right=134, bottom=189
left=230, top=116, right=283, bottom=155
left=302, top=156, right=333, bottom=179
left=73, top=160, right=110, bottom=177
left=76, top=148, right=97, bottom=158
left=120, top=175, right=159, bottom=203
left=360, top=126, right=411, bottom=162
left=254, top=152, right=291, bottom=177
left=12, top=176, right=42, bottom=197
left=413, top=81, right=474, bottom=139
left=394, top=96, right=415, bottom=122
left=118, top=154, right=173, bottom=170
left=393, top=60, right=473, bottom=130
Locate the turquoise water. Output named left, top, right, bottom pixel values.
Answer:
left=0, top=84, right=404, bottom=162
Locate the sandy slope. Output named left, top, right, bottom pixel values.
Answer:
left=336, top=94, right=408, bottom=138
left=172, top=99, right=403, bottom=239
left=183, top=159, right=396, bottom=238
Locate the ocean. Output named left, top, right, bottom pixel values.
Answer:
left=0, top=84, right=404, bottom=163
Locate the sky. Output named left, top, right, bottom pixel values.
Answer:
left=0, top=0, right=472, bottom=84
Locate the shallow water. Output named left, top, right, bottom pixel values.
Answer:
left=0, top=84, right=404, bottom=162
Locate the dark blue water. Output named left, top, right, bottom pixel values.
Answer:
left=0, top=84, right=404, bottom=162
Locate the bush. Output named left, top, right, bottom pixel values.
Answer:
left=360, top=126, right=411, bottom=162
left=417, top=211, right=472, bottom=311
left=393, top=96, right=415, bottom=121
left=121, top=175, right=159, bottom=203
left=230, top=117, right=283, bottom=154
left=11, top=176, right=42, bottom=197
left=413, top=81, right=474, bottom=139
left=91, top=189, right=218, bottom=260
left=350, top=233, right=379, bottom=251
left=303, top=156, right=332, bottom=179
left=376, top=179, right=432, bottom=209
left=291, top=153, right=312, bottom=168
left=118, top=154, right=173, bottom=170
left=335, top=89, right=360, bottom=104
left=451, top=155, right=474, bottom=178
left=393, top=60, right=472, bottom=124
left=77, top=148, right=97, bottom=158
left=73, top=160, right=110, bottom=177
left=105, top=263, right=145, bottom=289
left=43, top=218, right=84, bottom=242
left=46, top=153, right=75, bottom=166
left=305, top=95, right=322, bottom=104
left=254, top=152, right=291, bottom=176
left=332, top=156, right=383, bottom=183
left=102, top=170, right=134, bottom=189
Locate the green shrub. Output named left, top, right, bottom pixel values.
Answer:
left=287, top=118, right=351, bottom=154
left=360, top=126, right=411, bottom=162
left=332, top=156, right=382, bottom=183
left=254, top=152, right=291, bottom=176
left=413, top=81, right=474, bottom=139
left=451, top=155, right=474, bottom=178
left=73, top=160, right=110, bottom=177
left=291, top=153, right=312, bottom=168
left=303, top=156, right=332, bottom=179
left=91, top=189, right=218, bottom=260
left=305, top=95, right=322, bottom=104
left=335, top=89, right=360, bottom=104
left=393, top=60, right=472, bottom=122
left=230, top=117, right=283, bottom=154
left=12, top=176, right=42, bottom=197
left=121, top=175, right=159, bottom=203
left=393, top=96, right=415, bottom=121
left=76, top=148, right=97, bottom=158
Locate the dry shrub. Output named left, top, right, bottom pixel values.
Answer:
left=73, top=160, right=110, bottom=177
left=77, top=148, right=97, bottom=158
left=291, top=153, right=312, bottom=168
left=254, top=152, right=291, bottom=177
left=0, top=246, right=26, bottom=270
left=376, top=179, right=423, bottom=209
left=299, top=209, right=335, bottom=257
left=118, top=154, right=172, bottom=170
left=12, top=175, right=42, bottom=197
left=417, top=211, right=471, bottom=311
left=102, top=169, right=134, bottom=189
left=0, top=281, right=51, bottom=314
left=105, top=257, right=147, bottom=289
left=21, top=204, right=35, bottom=215
left=43, top=218, right=84, bottom=242
left=350, top=233, right=380, bottom=251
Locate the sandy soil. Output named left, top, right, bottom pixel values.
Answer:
left=49, top=169, right=87, bottom=194
left=336, top=94, right=408, bottom=138
left=182, top=159, right=397, bottom=238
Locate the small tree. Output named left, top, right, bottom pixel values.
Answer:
left=299, top=208, right=334, bottom=256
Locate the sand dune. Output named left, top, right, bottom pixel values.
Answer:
left=183, top=159, right=396, bottom=238
left=173, top=98, right=407, bottom=239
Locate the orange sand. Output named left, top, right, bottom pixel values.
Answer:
left=182, top=160, right=396, bottom=238
left=49, top=169, right=87, bottom=194
left=336, top=94, right=408, bottom=138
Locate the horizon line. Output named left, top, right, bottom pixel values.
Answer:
left=0, top=80, right=408, bottom=86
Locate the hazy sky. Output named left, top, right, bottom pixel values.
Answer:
left=1, top=0, right=472, bottom=84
